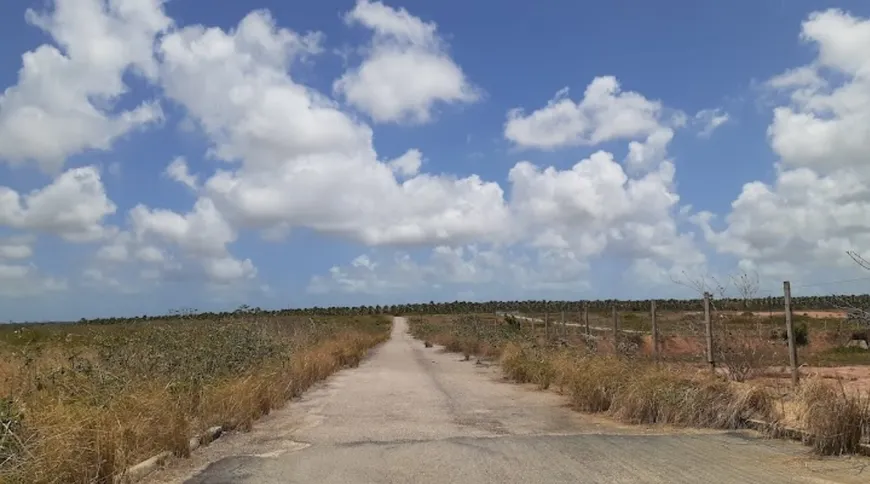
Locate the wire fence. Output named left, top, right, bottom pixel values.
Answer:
left=500, top=277, right=870, bottom=384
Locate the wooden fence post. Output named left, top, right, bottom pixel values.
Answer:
left=545, top=311, right=550, bottom=340
left=612, top=306, right=619, bottom=347
left=584, top=304, right=590, bottom=337
left=560, top=310, right=565, bottom=338
left=704, top=292, right=714, bottom=374
left=783, top=281, right=799, bottom=387
left=651, top=300, right=659, bottom=361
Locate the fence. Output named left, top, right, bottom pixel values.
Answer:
left=496, top=280, right=870, bottom=386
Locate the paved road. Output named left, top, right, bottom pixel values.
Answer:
left=149, top=317, right=868, bottom=484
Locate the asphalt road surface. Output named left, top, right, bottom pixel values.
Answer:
left=148, top=317, right=869, bottom=484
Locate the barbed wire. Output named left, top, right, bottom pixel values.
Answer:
left=728, top=276, right=870, bottom=299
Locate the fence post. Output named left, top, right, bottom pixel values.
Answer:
left=651, top=300, right=659, bottom=361
left=545, top=311, right=550, bottom=340
left=783, top=281, right=799, bottom=387
left=704, top=292, right=714, bottom=374
left=560, top=310, right=565, bottom=338
left=584, top=304, right=590, bottom=337
left=612, top=306, right=619, bottom=347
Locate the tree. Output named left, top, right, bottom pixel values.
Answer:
left=731, top=271, right=760, bottom=311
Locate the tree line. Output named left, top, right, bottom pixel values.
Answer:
left=70, top=294, right=870, bottom=325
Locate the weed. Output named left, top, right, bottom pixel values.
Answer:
left=797, top=379, right=870, bottom=455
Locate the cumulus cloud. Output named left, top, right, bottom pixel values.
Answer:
left=698, top=9, right=870, bottom=278
left=508, top=151, right=701, bottom=265
left=0, top=166, right=116, bottom=242
left=507, top=78, right=672, bottom=148
left=129, top=198, right=254, bottom=283
left=0, top=0, right=169, bottom=172
left=334, top=0, right=479, bottom=123
left=0, top=0, right=708, bottom=296
left=152, top=8, right=510, bottom=257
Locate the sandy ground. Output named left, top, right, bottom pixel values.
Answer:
left=145, top=318, right=870, bottom=484
left=755, top=311, right=847, bottom=319
left=761, top=365, right=870, bottom=395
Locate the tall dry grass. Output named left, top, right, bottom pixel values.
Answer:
left=409, top=314, right=868, bottom=456
left=0, top=315, right=389, bottom=483
left=795, top=378, right=870, bottom=455
left=499, top=342, right=772, bottom=428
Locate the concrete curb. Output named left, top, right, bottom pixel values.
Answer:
left=115, top=425, right=225, bottom=483
left=744, top=418, right=870, bottom=457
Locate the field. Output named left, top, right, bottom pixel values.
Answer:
left=0, top=313, right=390, bottom=484
left=408, top=310, right=870, bottom=456
left=3, top=300, right=869, bottom=482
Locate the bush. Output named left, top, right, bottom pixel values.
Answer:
left=769, top=323, right=809, bottom=347
left=797, top=379, right=869, bottom=455
left=794, top=322, right=809, bottom=346
left=718, top=337, right=779, bottom=382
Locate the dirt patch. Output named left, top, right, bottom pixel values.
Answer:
left=758, top=365, right=870, bottom=396
left=659, top=335, right=704, bottom=358
left=751, top=310, right=847, bottom=319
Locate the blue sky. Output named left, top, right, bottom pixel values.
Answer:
left=2, top=0, right=870, bottom=322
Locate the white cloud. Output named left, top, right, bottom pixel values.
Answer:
left=334, top=0, right=478, bottom=124
left=504, top=77, right=678, bottom=154
left=0, top=263, right=67, bottom=298
left=701, top=9, right=870, bottom=278
left=152, top=9, right=510, bottom=251
left=308, top=244, right=593, bottom=295
left=165, top=156, right=198, bottom=190
left=0, top=166, right=116, bottom=242
left=130, top=198, right=254, bottom=284
left=0, top=0, right=169, bottom=172
left=694, top=108, right=730, bottom=138
left=96, top=232, right=130, bottom=262
left=508, top=151, right=704, bottom=269
left=83, top=267, right=124, bottom=290
left=135, top=246, right=165, bottom=263
left=0, top=237, right=34, bottom=260
left=388, top=149, right=423, bottom=177
left=202, top=256, right=256, bottom=284
left=0, top=1, right=715, bottom=300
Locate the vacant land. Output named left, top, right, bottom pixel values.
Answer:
left=409, top=312, right=870, bottom=456
left=0, top=313, right=390, bottom=483
left=147, top=318, right=869, bottom=484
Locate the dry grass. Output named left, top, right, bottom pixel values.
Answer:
left=498, top=342, right=772, bottom=428
left=0, top=315, right=389, bottom=483
left=795, top=378, right=870, bottom=455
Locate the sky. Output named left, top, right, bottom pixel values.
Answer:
left=2, top=0, right=870, bottom=321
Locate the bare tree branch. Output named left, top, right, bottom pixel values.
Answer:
left=730, top=271, right=760, bottom=310
left=848, top=250, right=870, bottom=271
left=841, top=251, right=870, bottom=327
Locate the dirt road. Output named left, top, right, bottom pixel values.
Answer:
left=149, top=317, right=868, bottom=484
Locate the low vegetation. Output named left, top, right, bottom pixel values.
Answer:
left=0, top=314, right=389, bottom=484
left=410, top=314, right=870, bottom=456
left=797, top=379, right=870, bottom=455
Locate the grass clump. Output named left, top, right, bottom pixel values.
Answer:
left=796, top=379, right=869, bottom=455
left=499, top=343, right=555, bottom=389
